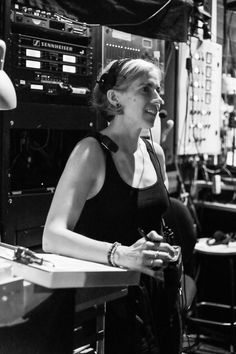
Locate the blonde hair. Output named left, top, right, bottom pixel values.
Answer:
left=92, top=58, right=161, bottom=121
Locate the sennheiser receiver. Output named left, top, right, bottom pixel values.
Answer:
left=8, top=3, right=94, bottom=104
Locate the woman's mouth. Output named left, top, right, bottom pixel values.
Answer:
left=145, top=106, right=158, bottom=116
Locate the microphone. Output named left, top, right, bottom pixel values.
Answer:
left=161, top=119, right=174, bottom=143
left=159, top=109, right=168, bottom=119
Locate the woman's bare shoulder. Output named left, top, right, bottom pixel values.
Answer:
left=68, top=136, right=104, bottom=165
left=57, top=136, right=105, bottom=186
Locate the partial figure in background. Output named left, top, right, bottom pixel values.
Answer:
left=43, top=58, right=182, bottom=354
left=0, top=39, right=17, bottom=110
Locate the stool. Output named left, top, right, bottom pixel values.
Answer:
left=187, top=237, right=236, bottom=354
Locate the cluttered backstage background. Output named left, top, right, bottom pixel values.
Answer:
left=1, top=0, right=236, bottom=353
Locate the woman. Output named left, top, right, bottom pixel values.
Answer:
left=43, top=58, right=182, bottom=354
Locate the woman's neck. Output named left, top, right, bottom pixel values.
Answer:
left=101, top=118, right=142, bottom=153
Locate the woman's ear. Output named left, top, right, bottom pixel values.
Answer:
left=107, top=89, right=119, bottom=106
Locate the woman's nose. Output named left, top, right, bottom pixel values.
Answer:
left=152, top=91, right=164, bottom=105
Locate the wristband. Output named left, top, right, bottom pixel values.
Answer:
left=107, top=242, right=121, bottom=267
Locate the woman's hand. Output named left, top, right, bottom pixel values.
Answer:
left=114, top=230, right=177, bottom=277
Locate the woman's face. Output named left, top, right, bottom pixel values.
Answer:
left=117, top=69, right=164, bottom=129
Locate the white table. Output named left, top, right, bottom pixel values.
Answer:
left=0, top=248, right=140, bottom=354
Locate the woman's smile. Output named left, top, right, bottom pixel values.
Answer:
left=144, top=105, right=159, bottom=117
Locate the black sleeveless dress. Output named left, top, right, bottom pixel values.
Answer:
left=74, top=135, right=182, bottom=354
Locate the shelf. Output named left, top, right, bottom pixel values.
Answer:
left=194, top=200, right=236, bottom=213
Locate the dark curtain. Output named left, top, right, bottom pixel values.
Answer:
left=19, top=0, right=194, bottom=42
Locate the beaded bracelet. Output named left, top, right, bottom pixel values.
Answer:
left=107, top=242, right=121, bottom=267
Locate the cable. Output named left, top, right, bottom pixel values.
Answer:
left=223, top=10, right=235, bottom=75
left=188, top=37, right=201, bottom=157
left=163, top=42, right=175, bottom=80
left=228, top=12, right=236, bottom=72
left=89, top=0, right=172, bottom=27
left=148, top=129, right=169, bottom=191
left=147, top=131, right=201, bottom=353
left=176, top=40, right=195, bottom=156
left=30, top=129, right=50, bottom=151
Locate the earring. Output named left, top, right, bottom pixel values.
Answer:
left=115, top=102, right=123, bottom=114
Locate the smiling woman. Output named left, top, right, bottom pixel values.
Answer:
left=93, top=58, right=163, bottom=122
left=43, top=58, right=182, bottom=354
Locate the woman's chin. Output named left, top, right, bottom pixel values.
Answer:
left=145, top=119, right=155, bottom=129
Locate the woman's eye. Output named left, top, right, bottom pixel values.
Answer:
left=142, top=86, right=150, bottom=93
left=140, top=85, right=160, bottom=95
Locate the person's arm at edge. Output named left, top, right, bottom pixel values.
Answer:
left=42, top=137, right=113, bottom=265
